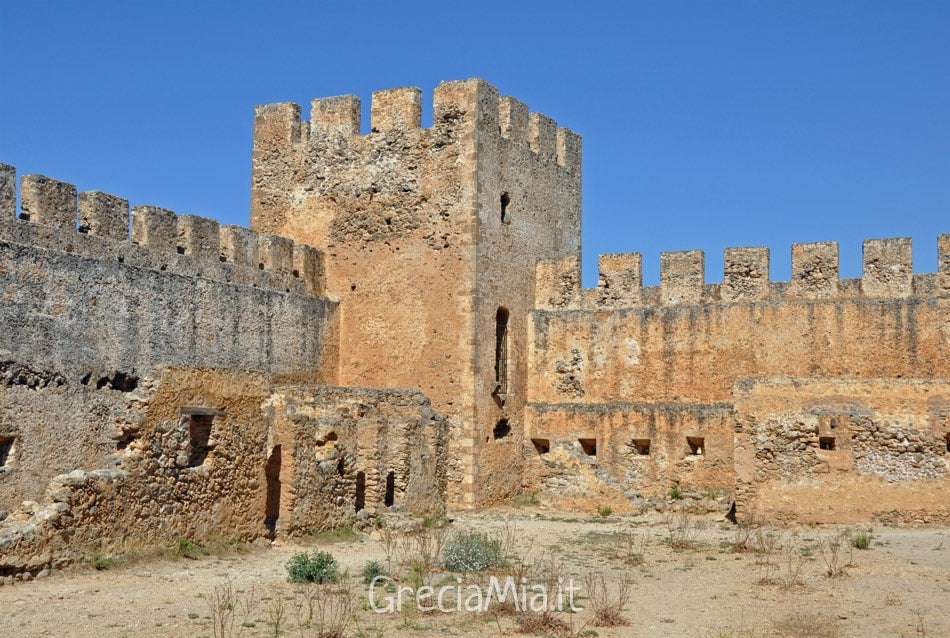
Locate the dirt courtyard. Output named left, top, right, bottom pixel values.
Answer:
left=0, top=510, right=947, bottom=637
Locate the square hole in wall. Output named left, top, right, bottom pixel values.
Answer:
left=819, top=436, right=836, bottom=451
left=493, top=419, right=511, bottom=439
left=946, top=433, right=950, bottom=453
left=0, top=436, right=13, bottom=467
left=181, top=410, right=221, bottom=467
left=686, top=436, right=705, bottom=456
left=531, top=438, right=550, bottom=455
left=578, top=438, right=597, bottom=456
left=629, top=438, right=651, bottom=456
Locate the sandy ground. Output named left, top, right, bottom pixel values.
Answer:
left=0, top=510, right=948, bottom=637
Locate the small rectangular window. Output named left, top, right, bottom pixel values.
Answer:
left=0, top=436, right=13, bottom=467
left=531, top=438, right=550, bottom=455
left=819, top=436, right=836, bottom=451
left=629, top=438, right=651, bottom=456
left=578, top=438, right=597, bottom=456
left=687, top=436, right=705, bottom=456
left=494, top=308, right=509, bottom=398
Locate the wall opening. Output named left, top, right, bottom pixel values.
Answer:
left=493, top=419, right=511, bottom=439
left=0, top=436, right=13, bottom=467
left=264, top=445, right=281, bottom=536
left=384, top=471, right=395, bottom=507
left=316, top=431, right=338, bottom=447
left=531, top=438, right=550, bottom=455
left=500, top=192, right=511, bottom=223
left=494, top=308, right=509, bottom=398
left=945, top=433, right=950, bottom=453
left=687, top=436, right=705, bottom=456
left=630, top=438, right=651, bottom=456
left=355, top=471, right=366, bottom=512
left=819, top=436, right=836, bottom=451
left=578, top=438, right=597, bottom=456
left=186, top=414, right=216, bottom=467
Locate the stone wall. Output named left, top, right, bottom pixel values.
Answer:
left=0, top=164, right=339, bottom=505
left=250, top=80, right=581, bottom=507
left=733, top=378, right=950, bottom=525
left=0, top=370, right=450, bottom=581
left=263, top=386, right=449, bottom=534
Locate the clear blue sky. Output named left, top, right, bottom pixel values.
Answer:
left=1, top=0, right=947, bottom=285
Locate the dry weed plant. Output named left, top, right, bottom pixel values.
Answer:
left=291, top=583, right=354, bottom=638
left=818, top=531, right=849, bottom=578
left=206, top=579, right=259, bottom=638
left=772, top=611, right=841, bottom=637
left=613, top=525, right=649, bottom=565
left=582, top=571, right=632, bottom=626
left=731, top=515, right=760, bottom=553
left=665, top=510, right=700, bottom=549
left=753, top=529, right=782, bottom=583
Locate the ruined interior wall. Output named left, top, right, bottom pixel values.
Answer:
left=263, top=385, right=449, bottom=534
left=250, top=80, right=582, bottom=508
left=0, top=165, right=339, bottom=505
left=0, top=369, right=273, bottom=577
left=734, top=378, right=950, bottom=525
left=524, top=403, right=733, bottom=510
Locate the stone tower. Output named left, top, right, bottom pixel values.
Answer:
left=250, top=79, right=581, bottom=507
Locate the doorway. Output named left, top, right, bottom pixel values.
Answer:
left=264, top=445, right=281, bottom=536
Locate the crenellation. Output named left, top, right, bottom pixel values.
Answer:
left=20, top=174, right=76, bottom=230
left=253, top=102, right=302, bottom=149
left=596, top=252, right=642, bottom=307
left=862, top=237, right=913, bottom=298
left=293, top=243, right=325, bottom=296
left=219, top=224, right=260, bottom=267
left=499, top=96, right=529, bottom=141
left=370, top=86, right=422, bottom=133
left=130, top=205, right=177, bottom=251
left=556, top=127, right=582, bottom=170
left=722, top=247, right=770, bottom=302
left=176, top=214, right=221, bottom=259
left=78, top=191, right=129, bottom=240
left=0, top=163, right=14, bottom=218
left=661, top=250, right=704, bottom=305
left=790, top=241, right=839, bottom=298
left=529, top=112, right=557, bottom=159
left=258, top=234, right=294, bottom=280
left=939, top=234, right=950, bottom=273
left=310, top=95, right=361, bottom=138
left=535, top=256, right=581, bottom=310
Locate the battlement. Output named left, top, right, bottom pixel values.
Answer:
left=535, top=236, right=950, bottom=311
left=253, top=78, right=581, bottom=168
left=0, top=163, right=325, bottom=297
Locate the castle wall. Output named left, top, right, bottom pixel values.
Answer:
left=528, top=239, right=950, bottom=500
left=734, top=378, right=950, bottom=525
left=0, top=369, right=450, bottom=579
left=250, top=80, right=581, bottom=507
left=0, top=165, right=339, bottom=505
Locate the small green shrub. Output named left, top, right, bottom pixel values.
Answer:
left=851, top=531, right=873, bottom=550
left=175, top=537, right=205, bottom=559
left=669, top=485, right=684, bottom=501
left=442, top=531, right=506, bottom=572
left=286, top=550, right=339, bottom=583
left=597, top=505, right=613, bottom=518
left=90, top=553, right=113, bottom=570
left=361, top=559, right=388, bottom=584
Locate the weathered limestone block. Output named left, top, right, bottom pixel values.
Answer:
left=0, top=164, right=14, bottom=218
left=661, top=250, right=704, bottom=305
left=597, top=252, right=642, bottom=306
left=20, top=175, right=76, bottom=230
left=78, top=191, right=129, bottom=240
left=790, top=241, right=839, bottom=298
left=176, top=214, right=220, bottom=258
left=862, top=237, right=913, bottom=298
left=219, top=224, right=259, bottom=266
left=131, top=205, right=177, bottom=250
left=536, top=257, right=580, bottom=309
left=370, top=87, right=422, bottom=133
left=499, top=96, right=529, bottom=140
left=310, top=95, right=360, bottom=138
left=722, top=247, right=770, bottom=302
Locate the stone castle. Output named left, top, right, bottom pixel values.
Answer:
left=0, top=79, right=948, bottom=578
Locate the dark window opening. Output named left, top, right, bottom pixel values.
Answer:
left=176, top=246, right=185, bottom=255
left=531, top=438, right=550, bottom=455
left=292, top=269, right=300, bottom=278
left=0, top=437, right=13, bottom=467
left=945, top=433, right=950, bottom=453
left=187, top=414, right=215, bottom=467
left=500, top=192, right=511, bottom=223
left=219, top=254, right=227, bottom=262
left=355, top=471, right=366, bottom=512
left=93, top=371, right=139, bottom=392
left=264, top=445, right=281, bottom=535
left=350, top=284, right=357, bottom=291
left=578, top=438, right=597, bottom=456
left=630, top=438, right=651, bottom=456
left=19, top=212, right=30, bottom=221
left=687, top=436, right=705, bottom=456
left=384, top=471, right=395, bottom=507
left=493, top=419, right=511, bottom=439
left=494, top=308, right=509, bottom=398
left=337, top=457, right=346, bottom=477
left=258, top=262, right=265, bottom=270
left=819, top=436, right=836, bottom=451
